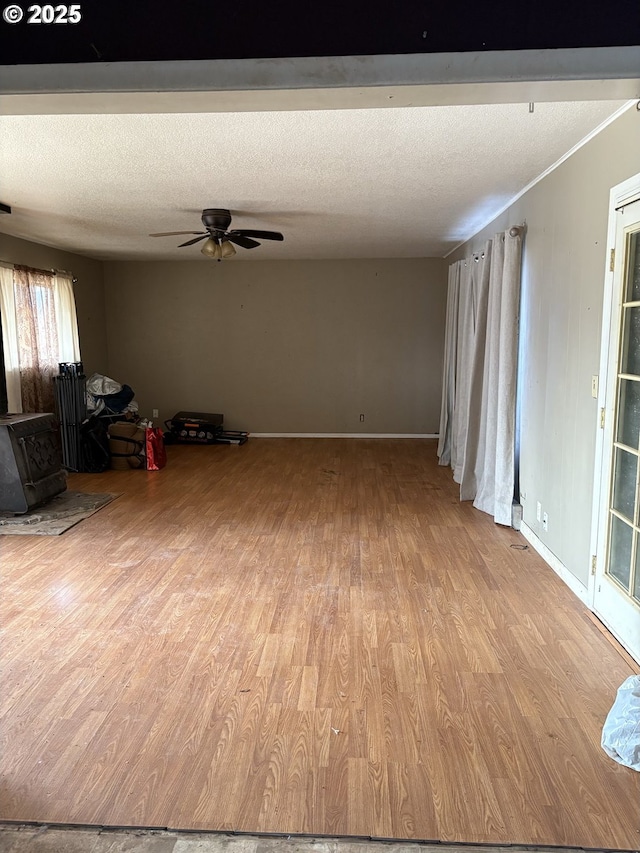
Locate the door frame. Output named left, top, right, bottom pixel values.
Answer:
left=589, top=172, right=640, bottom=657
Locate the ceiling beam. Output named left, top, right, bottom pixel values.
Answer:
left=1, top=48, right=639, bottom=117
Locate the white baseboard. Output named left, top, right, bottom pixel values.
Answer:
left=250, top=433, right=439, bottom=439
left=520, top=522, right=590, bottom=607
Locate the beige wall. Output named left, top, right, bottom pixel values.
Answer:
left=451, top=106, right=640, bottom=587
left=103, top=258, right=448, bottom=434
left=3, top=104, right=637, bottom=588
left=0, top=232, right=108, bottom=376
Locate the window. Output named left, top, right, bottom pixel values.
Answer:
left=0, top=263, right=80, bottom=413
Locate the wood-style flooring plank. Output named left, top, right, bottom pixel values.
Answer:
left=1, top=439, right=639, bottom=848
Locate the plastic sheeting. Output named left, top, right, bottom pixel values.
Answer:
left=86, top=372, right=122, bottom=397
left=86, top=373, right=138, bottom=417
left=602, top=675, right=640, bottom=771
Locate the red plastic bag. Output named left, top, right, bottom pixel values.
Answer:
left=145, top=427, right=167, bottom=470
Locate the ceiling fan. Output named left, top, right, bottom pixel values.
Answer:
left=150, top=208, right=284, bottom=259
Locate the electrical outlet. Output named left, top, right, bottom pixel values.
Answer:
left=542, top=511, right=549, bottom=531
left=359, top=414, right=365, bottom=422
left=536, top=501, right=542, bottom=522
left=152, top=409, right=159, bottom=419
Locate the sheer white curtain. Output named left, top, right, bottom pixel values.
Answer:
left=437, top=227, right=523, bottom=525
left=0, top=264, right=81, bottom=413
left=0, top=262, right=21, bottom=411
left=53, top=272, right=81, bottom=362
left=452, top=257, right=480, bottom=485
left=436, top=263, right=460, bottom=466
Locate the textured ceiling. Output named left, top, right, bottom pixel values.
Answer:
left=0, top=100, right=628, bottom=261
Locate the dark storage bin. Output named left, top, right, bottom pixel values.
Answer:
left=165, top=411, right=224, bottom=444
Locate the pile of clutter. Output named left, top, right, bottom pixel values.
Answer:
left=84, top=373, right=165, bottom=472
left=86, top=372, right=139, bottom=420
left=107, top=419, right=164, bottom=471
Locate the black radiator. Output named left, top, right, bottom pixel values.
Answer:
left=54, top=363, right=86, bottom=471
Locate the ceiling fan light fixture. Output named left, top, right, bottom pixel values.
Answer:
left=154, top=209, right=283, bottom=255
left=220, top=240, right=236, bottom=259
left=201, top=237, right=221, bottom=259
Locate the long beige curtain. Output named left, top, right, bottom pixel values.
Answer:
left=0, top=263, right=21, bottom=411
left=53, top=272, right=81, bottom=363
left=0, top=264, right=81, bottom=413
left=437, top=227, right=523, bottom=525
left=14, top=266, right=59, bottom=412
left=436, top=263, right=460, bottom=467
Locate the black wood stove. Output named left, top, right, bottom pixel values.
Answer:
left=0, top=413, right=67, bottom=513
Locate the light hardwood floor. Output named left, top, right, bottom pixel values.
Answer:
left=1, top=439, right=638, bottom=848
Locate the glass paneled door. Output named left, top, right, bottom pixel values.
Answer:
left=594, top=194, right=640, bottom=663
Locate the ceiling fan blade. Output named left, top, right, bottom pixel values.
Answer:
left=228, top=235, right=261, bottom=249
left=150, top=231, right=205, bottom=237
left=230, top=229, right=284, bottom=241
left=178, top=235, right=210, bottom=247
